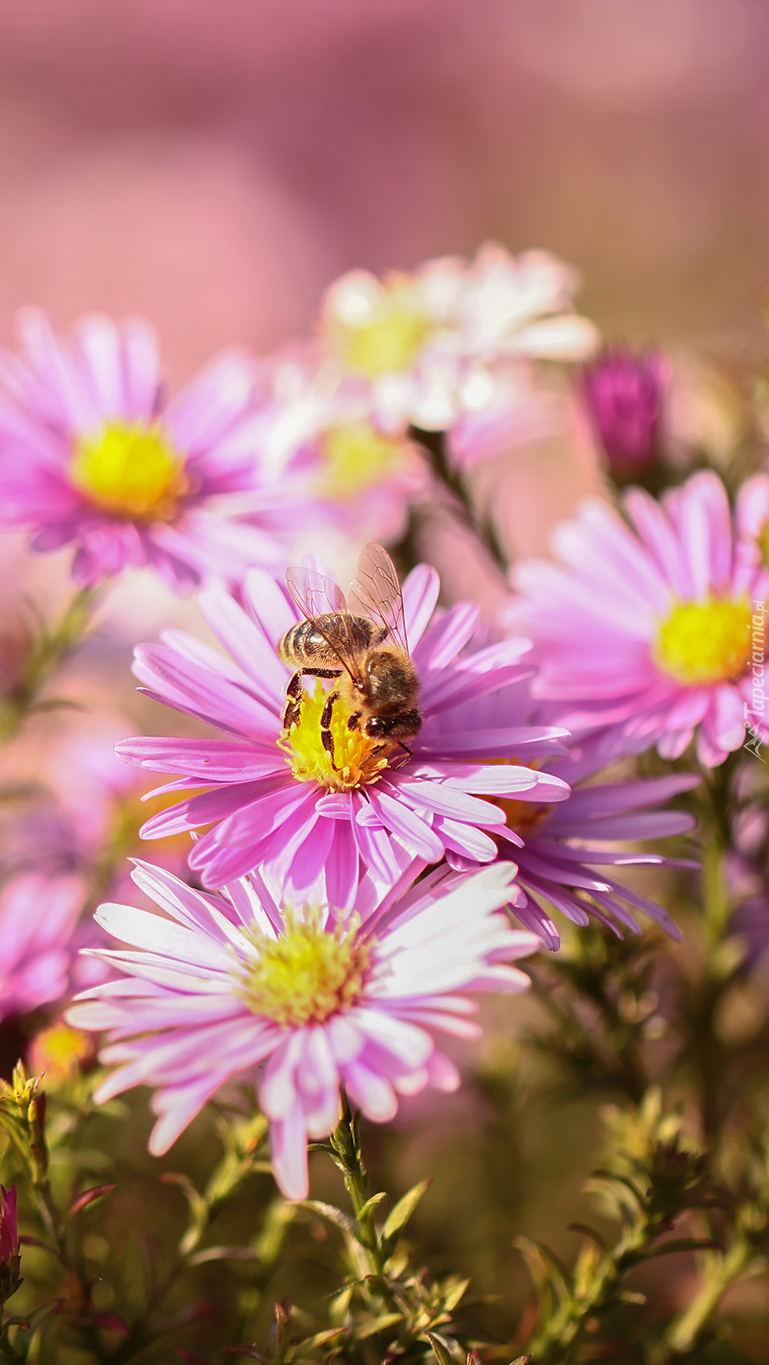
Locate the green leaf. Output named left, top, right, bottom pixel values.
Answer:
left=633, top=1236, right=721, bottom=1262
left=515, top=1235, right=571, bottom=1302
left=161, top=1171, right=206, bottom=1222
left=354, top=1314, right=403, bottom=1341
left=424, top=1331, right=461, bottom=1365
left=298, top=1200, right=358, bottom=1239
left=567, top=1221, right=612, bottom=1253
left=186, top=1246, right=259, bottom=1267
left=382, top=1178, right=431, bottom=1240
left=66, top=1183, right=116, bottom=1219
left=442, top=1277, right=471, bottom=1312
left=328, top=1284, right=354, bottom=1326
left=298, top=1328, right=346, bottom=1351
left=358, top=1191, right=389, bottom=1221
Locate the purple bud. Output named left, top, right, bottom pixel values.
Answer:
left=0, top=1185, right=20, bottom=1304
left=0, top=1186, right=18, bottom=1266
left=582, top=347, right=665, bottom=475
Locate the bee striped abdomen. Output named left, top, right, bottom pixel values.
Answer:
left=279, top=614, right=380, bottom=666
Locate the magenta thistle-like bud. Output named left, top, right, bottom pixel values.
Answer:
left=0, top=1185, right=21, bottom=1304
left=582, top=347, right=665, bottom=476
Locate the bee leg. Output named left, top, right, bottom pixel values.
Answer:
left=392, top=742, right=413, bottom=770
left=282, top=671, right=304, bottom=730
left=321, top=691, right=340, bottom=769
left=282, top=668, right=342, bottom=729
left=346, top=711, right=361, bottom=731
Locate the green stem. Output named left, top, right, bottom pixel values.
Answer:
left=701, top=828, right=729, bottom=948
left=686, top=772, right=739, bottom=1144
left=0, top=586, right=102, bottom=744
left=661, top=1240, right=751, bottom=1356
left=327, top=1098, right=384, bottom=1275
left=392, top=427, right=509, bottom=583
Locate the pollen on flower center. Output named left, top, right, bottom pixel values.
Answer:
left=240, top=909, right=370, bottom=1028
left=331, top=278, right=431, bottom=378
left=70, top=419, right=189, bottom=521
left=278, top=681, right=394, bottom=791
left=318, top=422, right=408, bottom=498
left=653, top=597, right=752, bottom=686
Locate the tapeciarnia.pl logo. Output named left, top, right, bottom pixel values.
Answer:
left=744, top=598, right=767, bottom=761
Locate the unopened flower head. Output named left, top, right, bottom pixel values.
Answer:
left=319, top=244, right=598, bottom=438
left=117, top=551, right=570, bottom=896
left=509, top=470, right=769, bottom=767
left=582, top=347, right=666, bottom=477
left=0, top=1185, right=20, bottom=1304
left=0, top=1185, right=18, bottom=1265
left=67, top=860, right=539, bottom=1200
left=0, top=309, right=298, bottom=590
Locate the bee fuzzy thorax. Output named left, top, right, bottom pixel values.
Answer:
left=279, top=680, right=394, bottom=790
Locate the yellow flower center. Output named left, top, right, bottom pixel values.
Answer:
left=757, top=522, right=769, bottom=569
left=70, top=419, right=189, bottom=521
left=318, top=421, right=409, bottom=499
left=278, top=681, right=394, bottom=791
left=330, top=277, right=431, bottom=378
left=241, top=909, right=370, bottom=1028
left=653, top=596, right=752, bottom=686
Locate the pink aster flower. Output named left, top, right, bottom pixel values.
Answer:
left=251, top=349, right=430, bottom=544
left=0, top=873, right=86, bottom=1019
left=67, top=859, right=538, bottom=1200
left=319, top=244, right=598, bottom=438
left=0, top=308, right=298, bottom=591
left=424, top=673, right=697, bottom=949
left=116, top=556, right=570, bottom=896
left=508, top=470, right=769, bottom=767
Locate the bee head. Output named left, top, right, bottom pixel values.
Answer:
left=364, top=716, right=387, bottom=738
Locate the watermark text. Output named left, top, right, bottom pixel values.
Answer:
left=744, top=598, right=767, bottom=760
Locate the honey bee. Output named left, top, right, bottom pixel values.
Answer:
left=278, top=542, right=422, bottom=769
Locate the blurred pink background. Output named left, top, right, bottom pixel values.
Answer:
left=1, top=0, right=768, bottom=372
left=0, top=0, right=768, bottom=582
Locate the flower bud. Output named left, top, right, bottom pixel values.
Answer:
left=0, top=1185, right=21, bottom=1304
left=582, top=347, right=665, bottom=479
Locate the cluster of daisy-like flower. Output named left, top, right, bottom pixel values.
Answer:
left=0, top=244, right=597, bottom=579
left=0, top=245, right=766, bottom=1203
left=65, top=529, right=711, bottom=1200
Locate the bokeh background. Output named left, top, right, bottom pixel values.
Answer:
left=2, top=0, right=769, bottom=370
left=2, top=0, right=768, bottom=575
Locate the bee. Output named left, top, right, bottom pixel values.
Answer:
left=278, top=542, right=422, bottom=769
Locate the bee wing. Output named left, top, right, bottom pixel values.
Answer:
left=346, top=542, right=410, bottom=654
left=284, top=564, right=364, bottom=682
left=285, top=564, right=347, bottom=621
